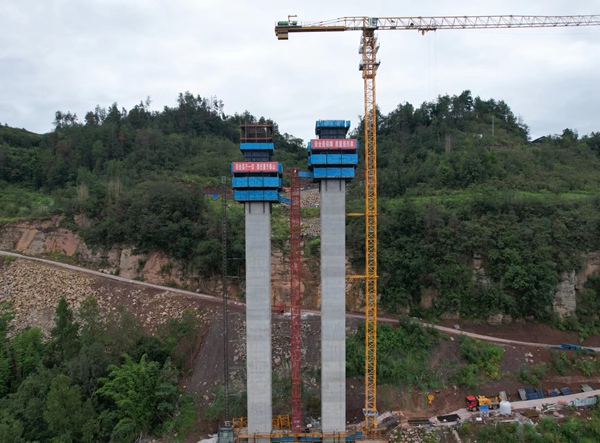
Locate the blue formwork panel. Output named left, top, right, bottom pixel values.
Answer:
left=315, top=120, right=350, bottom=129
left=231, top=177, right=247, bottom=188
left=248, top=177, right=263, bottom=187
left=240, top=142, right=275, bottom=151
left=308, top=154, right=358, bottom=166
left=251, top=176, right=281, bottom=188
left=231, top=177, right=282, bottom=188
left=525, top=387, right=539, bottom=400
left=234, top=190, right=279, bottom=201
left=312, top=168, right=355, bottom=179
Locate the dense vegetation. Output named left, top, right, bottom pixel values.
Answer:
left=450, top=336, right=503, bottom=390
left=346, top=318, right=512, bottom=391
left=346, top=91, right=600, bottom=325
left=0, top=297, right=198, bottom=442
left=3, top=90, right=600, bottom=327
left=456, top=412, right=600, bottom=443
left=347, top=318, right=441, bottom=389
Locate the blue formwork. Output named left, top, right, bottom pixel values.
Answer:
left=315, top=120, right=351, bottom=129
left=232, top=177, right=282, bottom=188
left=233, top=190, right=279, bottom=201
left=525, top=387, right=539, bottom=400
left=240, top=142, right=275, bottom=151
left=312, top=167, right=355, bottom=179
left=308, top=154, right=359, bottom=166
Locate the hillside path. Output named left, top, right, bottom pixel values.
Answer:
left=1, top=250, right=599, bottom=352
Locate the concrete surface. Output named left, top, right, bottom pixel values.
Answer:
left=245, top=202, right=272, bottom=438
left=320, top=179, right=347, bottom=434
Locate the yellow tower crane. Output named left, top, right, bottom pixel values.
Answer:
left=275, top=14, right=600, bottom=430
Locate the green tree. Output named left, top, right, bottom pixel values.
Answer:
left=0, top=413, right=25, bottom=443
left=96, top=354, right=181, bottom=441
left=43, top=374, right=96, bottom=443
left=6, top=367, right=54, bottom=441
left=69, top=342, right=112, bottom=397
left=77, top=297, right=105, bottom=347
left=103, top=306, right=143, bottom=358
left=10, top=327, right=45, bottom=383
left=50, top=298, right=80, bottom=362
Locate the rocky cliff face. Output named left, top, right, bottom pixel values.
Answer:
left=473, top=253, right=600, bottom=321
left=0, top=217, right=189, bottom=285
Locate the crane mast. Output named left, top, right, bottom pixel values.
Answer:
left=275, top=13, right=600, bottom=432
left=360, top=28, right=379, bottom=429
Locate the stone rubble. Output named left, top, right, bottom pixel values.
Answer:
left=0, top=259, right=97, bottom=335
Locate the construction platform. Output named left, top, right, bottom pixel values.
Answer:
left=236, top=429, right=363, bottom=442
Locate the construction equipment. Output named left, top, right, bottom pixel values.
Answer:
left=465, top=395, right=500, bottom=412
left=275, top=13, right=600, bottom=430
left=273, top=413, right=292, bottom=430
left=217, top=421, right=235, bottom=443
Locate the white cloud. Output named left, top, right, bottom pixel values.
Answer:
left=1, top=0, right=600, bottom=143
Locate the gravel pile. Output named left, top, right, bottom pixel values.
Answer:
left=0, top=259, right=97, bottom=335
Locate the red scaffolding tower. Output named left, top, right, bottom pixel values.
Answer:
left=289, top=167, right=302, bottom=432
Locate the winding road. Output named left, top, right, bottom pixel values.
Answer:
left=1, top=250, right=599, bottom=352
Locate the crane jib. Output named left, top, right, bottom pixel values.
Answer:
left=275, top=15, right=600, bottom=38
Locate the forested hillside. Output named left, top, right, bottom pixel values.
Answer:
left=1, top=93, right=305, bottom=277
left=2, top=91, right=600, bottom=332
left=345, top=91, right=600, bottom=333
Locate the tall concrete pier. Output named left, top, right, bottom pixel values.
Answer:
left=320, top=179, right=347, bottom=433
left=231, top=124, right=283, bottom=439
left=308, top=120, right=358, bottom=435
left=245, top=201, right=272, bottom=435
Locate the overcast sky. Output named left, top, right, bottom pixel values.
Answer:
left=1, top=0, right=600, bottom=143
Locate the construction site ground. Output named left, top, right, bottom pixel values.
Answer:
left=1, top=251, right=599, bottom=442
